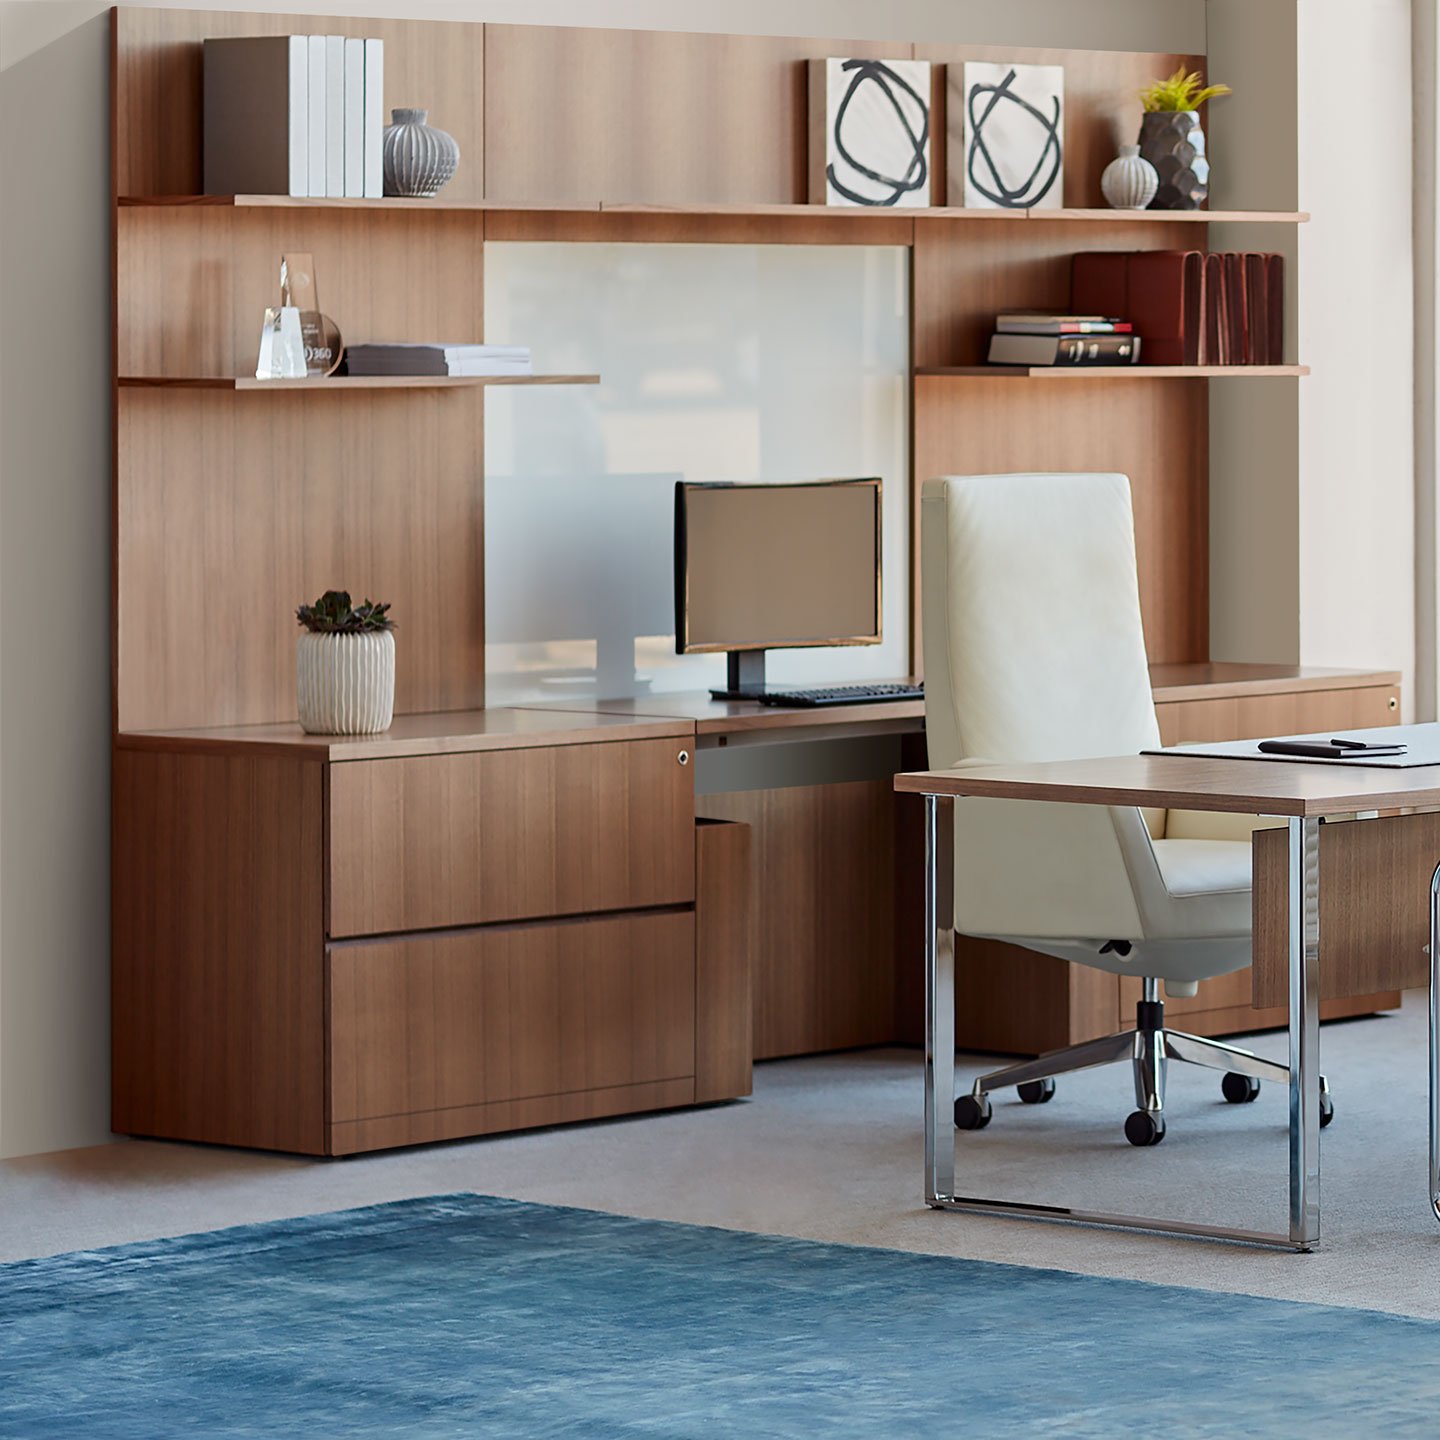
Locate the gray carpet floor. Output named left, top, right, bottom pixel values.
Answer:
left=3, top=992, right=1438, bottom=1317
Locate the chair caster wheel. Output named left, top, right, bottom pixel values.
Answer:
left=1320, top=1090, right=1335, bottom=1128
left=1221, top=1072, right=1261, bottom=1104
left=1017, top=1078, right=1056, bottom=1105
left=1124, top=1111, right=1166, bottom=1147
left=954, top=1094, right=992, bottom=1131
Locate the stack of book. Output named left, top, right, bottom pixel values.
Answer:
left=987, top=315, right=1140, bottom=367
left=344, top=344, right=534, bottom=378
left=1071, top=250, right=1284, bottom=366
left=203, top=35, right=385, bottom=199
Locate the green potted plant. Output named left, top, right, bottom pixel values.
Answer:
left=1137, top=66, right=1231, bottom=210
left=295, top=590, right=396, bottom=735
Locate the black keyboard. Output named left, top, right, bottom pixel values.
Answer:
left=758, top=683, right=925, bottom=709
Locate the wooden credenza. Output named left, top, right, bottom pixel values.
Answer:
left=111, top=710, right=752, bottom=1155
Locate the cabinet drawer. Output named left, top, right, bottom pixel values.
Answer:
left=328, top=910, right=696, bottom=1123
left=328, top=738, right=695, bottom=937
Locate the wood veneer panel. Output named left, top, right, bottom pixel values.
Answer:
left=1253, top=815, right=1437, bottom=1009
left=118, top=206, right=485, bottom=379
left=1119, top=973, right=1399, bottom=1035
left=329, top=1079, right=696, bottom=1155
left=915, top=44, right=1199, bottom=209
left=912, top=373, right=1207, bottom=668
left=328, top=911, right=696, bottom=1124
left=1155, top=685, right=1400, bottom=746
left=114, top=7, right=484, bottom=201
left=695, top=820, right=754, bottom=1102
left=112, top=748, right=325, bottom=1153
left=116, top=388, right=484, bottom=730
left=483, top=26, right=911, bottom=207
left=329, top=738, right=696, bottom=937
left=699, top=780, right=896, bottom=1060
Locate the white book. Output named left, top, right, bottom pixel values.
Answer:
left=363, top=39, right=385, bottom=198
left=307, top=36, right=326, bottom=197
left=325, top=36, right=345, bottom=199
left=201, top=36, right=308, bottom=197
left=343, top=38, right=365, bottom=197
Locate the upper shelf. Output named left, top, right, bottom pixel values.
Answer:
left=117, top=195, right=1311, bottom=224
left=118, top=374, right=600, bottom=391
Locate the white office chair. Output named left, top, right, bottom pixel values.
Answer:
left=921, top=472, right=1332, bottom=1146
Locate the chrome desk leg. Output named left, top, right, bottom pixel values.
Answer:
left=1430, top=861, right=1440, bottom=1225
left=924, top=794, right=955, bottom=1206
left=1288, top=816, right=1322, bottom=1251
left=919, top=791, right=1313, bottom=1249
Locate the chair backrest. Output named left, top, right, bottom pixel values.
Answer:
left=920, top=473, right=1164, bottom=946
left=921, top=472, right=1161, bottom=771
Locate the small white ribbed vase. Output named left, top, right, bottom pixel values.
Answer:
left=1101, top=144, right=1160, bottom=210
left=296, top=631, right=395, bottom=735
left=382, top=108, right=460, bottom=198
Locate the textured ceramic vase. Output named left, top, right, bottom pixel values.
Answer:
left=1138, top=110, right=1210, bottom=210
left=382, top=108, right=460, bottom=198
left=1101, top=145, right=1159, bottom=210
left=296, top=631, right=395, bottom=735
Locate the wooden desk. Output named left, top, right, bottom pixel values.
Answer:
left=526, top=664, right=1402, bottom=1060
left=895, top=754, right=1440, bottom=1250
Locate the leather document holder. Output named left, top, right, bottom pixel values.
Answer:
left=1071, top=250, right=1203, bottom=366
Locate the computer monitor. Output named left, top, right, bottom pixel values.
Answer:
left=674, top=478, right=882, bottom=699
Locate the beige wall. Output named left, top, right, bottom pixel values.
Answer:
left=1207, top=0, right=1416, bottom=710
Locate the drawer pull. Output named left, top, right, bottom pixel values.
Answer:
left=1390, top=696, right=1399, bottom=711
left=677, top=750, right=690, bottom=766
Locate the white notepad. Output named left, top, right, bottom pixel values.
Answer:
left=1145, top=723, right=1440, bottom=769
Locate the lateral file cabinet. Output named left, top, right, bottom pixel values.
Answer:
left=112, top=713, right=753, bottom=1156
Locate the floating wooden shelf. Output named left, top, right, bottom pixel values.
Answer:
left=117, top=195, right=1310, bottom=224
left=118, top=374, right=600, bottom=390
left=917, top=365, right=1310, bottom=379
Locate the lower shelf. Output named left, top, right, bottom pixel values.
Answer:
left=118, top=373, right=600, bottom=390
left=917, top=365, right=1309, bottom=379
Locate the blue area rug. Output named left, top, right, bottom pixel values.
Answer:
left=2, top=1194, right=1438, bottom=1438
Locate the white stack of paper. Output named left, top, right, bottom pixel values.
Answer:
left=202, top=35, right=385, bottom=199
left=345, top=344, right=533, bottom=377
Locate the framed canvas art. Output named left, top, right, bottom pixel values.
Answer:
left=809, top=57, right=931, bottom=208
left=951, top=62, right=1064, bottom=209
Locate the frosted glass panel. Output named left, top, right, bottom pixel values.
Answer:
left=484, top=243, right=909, bottom=703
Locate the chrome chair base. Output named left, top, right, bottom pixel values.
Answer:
left=959, top=978, right=1332, bottom=1146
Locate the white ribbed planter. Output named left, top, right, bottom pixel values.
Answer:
left=296, top=631, right=395, bottom=735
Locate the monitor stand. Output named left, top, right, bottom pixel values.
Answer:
left=709, top=650, right=769, bottom=702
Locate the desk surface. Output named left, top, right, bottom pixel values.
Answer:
left=894, top=752, right=1440, bottom=817
left=518, top=691, right=926, bottom=737
left=520, top=664, right=1399, bottom=740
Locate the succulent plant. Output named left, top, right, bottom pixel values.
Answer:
left=1140, top=67, right=1231, bottom=113
left=296, top=589, right=395, bottom=634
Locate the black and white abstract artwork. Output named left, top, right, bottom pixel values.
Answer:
left=811, top=58, right=931, bottom=208
left=952, top=62, right=1064, bottom=209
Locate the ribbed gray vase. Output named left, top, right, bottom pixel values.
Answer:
left=1138, top=109, right=1210, bottom=210
left=382, top=108, right=460, bottom=198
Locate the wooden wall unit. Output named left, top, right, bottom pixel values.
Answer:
left=113, top=9, right=1381, bottom=1152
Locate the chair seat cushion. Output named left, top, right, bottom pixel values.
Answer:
left=1149, top=837, right=1252, bottom=898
